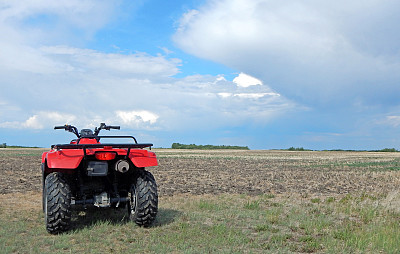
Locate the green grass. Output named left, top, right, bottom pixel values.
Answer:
left=312, top=159, right=400, bottom=171
left=171, top=143, right=249, bottom=150
left=1, top=193, right=400, bottom=253
left=156, top=155, right=245, bottom=160
left=0, top=149, right=45, bottom=157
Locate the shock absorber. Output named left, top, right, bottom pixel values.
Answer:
left=113, top=173, right=120, bottom=208
left=77, top=170, right=87, bottom=209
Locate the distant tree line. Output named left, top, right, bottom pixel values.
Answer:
left=284, top=147, right=399, bottom=152
left=369, top=148, right=398, bottom=152
left=171, top=143, right=249, bottom=150
left=287, top=147, right=312, bottom=151
left=0, top=143, right=41, bottom=148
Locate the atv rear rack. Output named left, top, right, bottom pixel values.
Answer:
left=51, top=135, right=153, bottom=160
left=51, top=143, right=153, bottom=160
left=81, top=135, right=139, bottom=144
left=51, top=135, right=152, bottom=149
left=51, top=143, right=153, bottom=150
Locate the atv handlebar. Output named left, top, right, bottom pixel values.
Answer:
left=54, top=123, right=121, bottom=138
left=94, top=123, right=120, bottom=135
left=54, top=125, right=80, bottom=138
left=107, top=126, right=120, bottom=130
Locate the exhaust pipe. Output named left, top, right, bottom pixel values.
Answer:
left=115, top=159, right=130, bottom=173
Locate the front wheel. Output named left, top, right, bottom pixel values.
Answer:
left=128, top=170, right=158, bottom=227
left=44, top=172, right=72, bottom=234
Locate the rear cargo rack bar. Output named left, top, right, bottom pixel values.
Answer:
left=74, top=135, right=138, bottom=144
left=51, top=143, right=153, bottom=150
left=96, top=136, right=138, bottom=144
left=51, top=143, right=153, bottom=160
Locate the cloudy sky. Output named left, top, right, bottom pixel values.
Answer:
left=1, top=0, right=400, bottom=150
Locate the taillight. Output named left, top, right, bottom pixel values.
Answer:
left=95, top=152, right=116, bottom=161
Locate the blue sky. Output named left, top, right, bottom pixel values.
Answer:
left=1, top=0, right=400, bottom=150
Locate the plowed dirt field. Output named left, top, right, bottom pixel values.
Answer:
left=2, top=148, right=400, bottom=197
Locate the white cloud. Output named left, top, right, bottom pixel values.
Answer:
left=384, top=116, right=400, bottom=127
left=0, top=42, right=69, bottom=74
left=0, top=0, right=119, bottom=34
left=216, top=76, right=226, bottom=82
left=175, top=9, right=199, bottom=33
left=0, top=110, right=161, bottom=130
left=235, top=93, right=278, bottom=99
left=217, top=93, right=231, bottom=98
left=173, top=0, right=400, bottom=107
left=0, top=44, right=180, bottom=77
left=40, top=46, right=181, bottom=78
left=217, top=92, right=279, bottom=99
left=0, top=111, right=76, bottom=129
left=233, top=73, right=262, bottom=87
left=116, top=110, right=159, bottom=125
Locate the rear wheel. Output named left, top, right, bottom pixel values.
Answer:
left=128, top=170, right=158, bottom=227
left=44, top=172, right=72, bottom=234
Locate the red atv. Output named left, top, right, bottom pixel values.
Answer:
left=41, top=123, right=158, bottom=234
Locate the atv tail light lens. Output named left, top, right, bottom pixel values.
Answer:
left=95, top=152, right=116, bottom=161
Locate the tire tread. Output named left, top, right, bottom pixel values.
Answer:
left=45, top=172, right=71, bottom=234
left=131, top=170, right=158, bottom=226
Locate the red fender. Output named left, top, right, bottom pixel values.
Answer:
left=45, top=150, right=84, bottom=169
left=129, top=150, right=158, bottom=167
left=44, top=148, right=157, bottom=169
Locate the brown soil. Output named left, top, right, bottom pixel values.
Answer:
left=2, top=148, right=400, bottom=197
